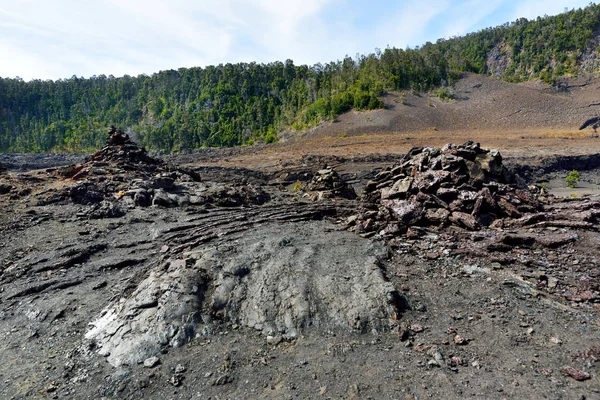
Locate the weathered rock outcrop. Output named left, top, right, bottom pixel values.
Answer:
left=86, top=222, right=403, bottom=367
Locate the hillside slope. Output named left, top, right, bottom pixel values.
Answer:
left=183, top=73, right=600, bottom=172
left=305, top=73, right=600, bottom=138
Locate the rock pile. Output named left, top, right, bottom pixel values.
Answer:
left=349, top=142, right=542, bottom=236
left=88, top=126, right=159, bottom=165
left=48, top=127, right=199, bottom=208
left=304, top=167, right=356, bottom=201
left=0, top=162, right=7, bottom=174
left=58, top=126, right=178, bottom=181
left=39, top=127, right=271, bottom=213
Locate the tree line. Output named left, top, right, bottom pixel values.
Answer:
left=1, top=3, right=599, bottom=153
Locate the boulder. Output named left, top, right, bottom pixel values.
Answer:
left=381, top=177, right=413, bottom=200
left=152, top=189, right=177, bottom=207
left=132, top=189, right=151, bottom=207
left=424, top=208, right=450, bottom=225
left=449, top=212, right=479, bottom=230
left=381, top=199, right=423, bottom=225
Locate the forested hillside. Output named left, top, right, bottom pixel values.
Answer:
left=1, top=4, right=600, bottom=153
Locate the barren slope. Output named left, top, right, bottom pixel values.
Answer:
left=304, top=73, right=600, bottom=137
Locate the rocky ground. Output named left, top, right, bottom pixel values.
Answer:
left=0, top=128, right=599, bottom=400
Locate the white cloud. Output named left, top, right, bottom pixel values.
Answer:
left=0, top=0, right=596, bottom=80
left=0, top=0, right=340, bottom=79
left=392, top=0, right=451, bottom=45
left=0, top=43, right=57, bottom=80
left=226, top=0, right=340, bottom=63
left=442, top=0, right=505, bottom=39
left=512, top=0, right=593, bottom=20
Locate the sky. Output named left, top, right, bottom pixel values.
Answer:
left=0, top=0, right=595, bottom=81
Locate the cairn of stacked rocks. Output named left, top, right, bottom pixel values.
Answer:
left=58, top=126, right=167, bottom=182
left=44, top=127, right=270, bottom=214
left=304, top=166, right=357, bottom=201
left=348, top=141, right=542, bottom=237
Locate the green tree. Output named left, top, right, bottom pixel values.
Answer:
left=566, top=170, right=580, bottom=188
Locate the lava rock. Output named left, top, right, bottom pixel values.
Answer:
left=305, top=167, right=357, bottom=200
left=353, top=142, right=541, bottom=237
left=0, top=182, right=12, bottom=194
left=563, top=366, right=591, bottom=381
left=143, top=356, right=161, bottom=368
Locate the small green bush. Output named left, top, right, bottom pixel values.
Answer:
left=264, top=129, right=278, bottom=144
left=566, top=170, right=580, bottom=188
left=331, top=93, right=353, bottom=115
left=435, top=87, right=454, bottom=100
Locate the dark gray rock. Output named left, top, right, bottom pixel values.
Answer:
left=354, top=142, right=542, bottom=236
left=0, top=182, right=12, bottom=194
left=132, top=189, right=151, bottom=207
left=152, top=189, right=176, bottom=207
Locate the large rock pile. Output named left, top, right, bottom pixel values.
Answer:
left=40, top=127, right=271, bottom=213
left=304, top=167, right=357, bottom=200
left=88, top=126, right=159, bottom=165
left=349, top=142, right=542, bottom=236
left=48, top=127, right=198, bottom=211
left=58, top=126, right=179, bottom=181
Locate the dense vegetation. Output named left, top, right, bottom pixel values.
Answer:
left=1, top=3, right=599, bottom=153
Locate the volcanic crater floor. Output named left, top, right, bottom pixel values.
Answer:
left=0, top=133, right=599, bottom=399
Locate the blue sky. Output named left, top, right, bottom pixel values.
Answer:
left=0, top=0, right=595, bottom=80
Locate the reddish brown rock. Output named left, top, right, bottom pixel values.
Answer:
left=450, top=212, right=479, bottom=231
left=563, top=366, right=591, bottom=381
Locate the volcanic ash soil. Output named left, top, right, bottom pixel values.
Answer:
left=0, top=130, right=598, bottom=399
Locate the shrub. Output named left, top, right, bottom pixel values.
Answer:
left=353, top=91, right=371, bottom=110
left=435, top=87, right=454, bottom=100
left=331, top=93, right=353, bottom=115
left=264, top=128, right=278, bottom=144
left=367, top=95, right=384, bottom=109
left=566, top=170, right=580, bottom=188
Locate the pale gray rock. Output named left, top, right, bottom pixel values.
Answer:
left=85, top=221, right=403, bottom=367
